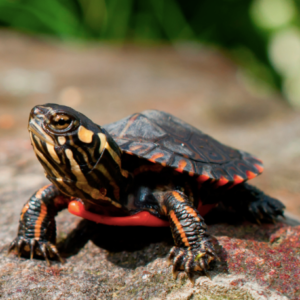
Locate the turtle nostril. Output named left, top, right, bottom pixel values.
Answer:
left=30, top=106, right=42, bottom=117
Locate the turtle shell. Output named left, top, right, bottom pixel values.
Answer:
left=104, top=110, right=264, bottom=187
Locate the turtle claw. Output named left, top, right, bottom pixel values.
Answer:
left=202, top=267, right=211, bottom=280
left=8, top=239, right=17, bottom=255
left=17, top=238, right=25, bottom=257
left=172, top=270, right=179, bottom=280
left=8, top=236, right=63, bottom=265
left=30, top=239, right=36, bottom=260
left=204, top=244, right=218, bottom=261
left=8, top=237, right=26, bottom=258
left=168, top=245, right=216, bottom=283
left=39, top=243, right=51, bottom=266
left=188, top=275, right=195, bottom=286
left=48, top=243, right=65, bottom=264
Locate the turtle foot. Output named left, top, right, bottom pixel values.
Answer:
left=249, top=196, right=285, bottom=223
left=8, top=236, right=64, bottom=265
left=168, top=242, right=218, bottom=284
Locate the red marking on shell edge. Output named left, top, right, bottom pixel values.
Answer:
left=229, top=174, right=245, bottom=189
left=197, top=174, right=210, bottom=183
left=246, top=170, right=257, bottom=179
left=149, top=153, right=164, bottom=163
left=68, top=201, right=170, bottom=227
left=254, top=163, right=264, bottom=173
left=234, top=174, right=244, bottom=184
left=175, top=159, right=187, bottom=173
left=215, top=176, right=229, bottom=188
left=178, top=159, right=187, bottom=170
left=188, top=171, right=194, bottom=177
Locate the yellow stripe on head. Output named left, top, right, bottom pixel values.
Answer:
left=29, top=119, right=55, bottom=146
left=32, top=137, right=74, bottom=196
left=78, top=125, right=94, bottom=143
left=30, top=129, right=60, bottom=164
left=98, top=133, right=107, bottom=153
left=96, top=163, right=120, bottom=200
left=58, top=136, right=66, bottom=145
left=65, top=148, right=122, bottom=207
left=105, top=142, right=128, bottom=178
left=46, top=143, right=60, bottom=164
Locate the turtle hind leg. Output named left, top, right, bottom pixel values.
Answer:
left=248, top=193, right=285, bottom=223
left=221, top=183, right=285, bottom=224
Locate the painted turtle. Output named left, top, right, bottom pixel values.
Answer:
left=9, top=104, right=285, bottom=282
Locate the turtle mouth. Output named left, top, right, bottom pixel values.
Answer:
left=28, top=118, right=55, bottom=146
left=28, top=105, right=56, bottom=146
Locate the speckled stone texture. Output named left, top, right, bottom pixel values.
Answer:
left=0, top=140, right=299, bottom=300
left=0, top=33, right=300, bottom=299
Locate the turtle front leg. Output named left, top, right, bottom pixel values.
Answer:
left=8, top=184, right=71, bottom=264
left=158, top=190, right=218, bottom=283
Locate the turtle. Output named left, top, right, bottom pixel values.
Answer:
left=9, top=103, right=285, bottom=283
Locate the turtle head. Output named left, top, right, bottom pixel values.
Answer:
left=28, top=103, right=105, bottom=172
left=28, top=104, right=125, bottom=203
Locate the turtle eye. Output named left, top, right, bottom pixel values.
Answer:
left=48, top=114, right=76, bottom=132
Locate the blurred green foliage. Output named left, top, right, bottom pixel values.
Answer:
left=1, top=0, right=300, bottom=102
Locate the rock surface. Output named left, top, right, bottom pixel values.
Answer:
left=1, top=164, right=299, bottom=299
left=0, top=33, right=300, bottom=299
left=0, top=141, right=299, bottom=300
